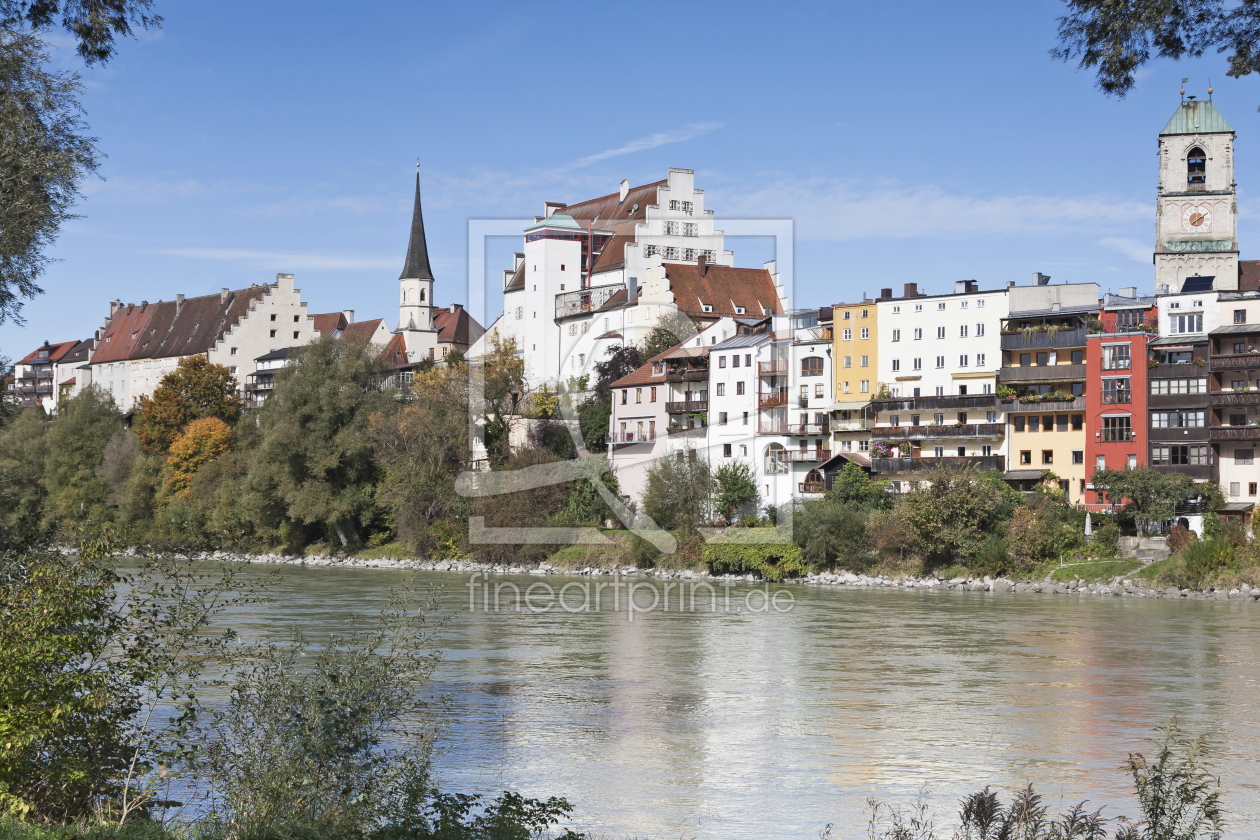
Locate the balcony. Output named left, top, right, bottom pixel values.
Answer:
left=781, top=448, right=831, bottom=462
left=797, top=396, right=810, bottom=409
left=758, top=391, right=788, bottom=408
left=760, top=422, right=831, bottom=436
left=1210, top=426, right=1260, bottom=441
left=798, top=482, right=827, bottom=494
left=1099, top=390, right=1133, bottom=405
left=1000, top=395, right=1086, bottom=412
left=666, top=424, right=706, bottom=438
left=1209, top=355, right=1260, bottom=371
left=1149, top=427, right=1210, bottom=441
left=871, top=394, right=998, bottom=413
left=608, top=432, right=656, bottom=448
left=1154, top=464, right=1213, bottom=480
left=1076, top=503, right=1128, bottom=514
left=1151, top=362, right=1208, bottom=378
left=1210, top=391, right=1260, bottom=406
left=758, top=360, right=787, bottom=375
left=871, top=423, right=1004, bottom=441
left=665, top=367, right=708, bottom=383
left=830, top=417, right=868, bottom=432
left=999, top=327, right=1086, bottom=351
left=871, top=455, right=1005, bottom=473
left=998, top=364, right=1087, bottom=383
left=554, top=283, right=624, bottom=319
left=666, top=400, right=708, bottom=414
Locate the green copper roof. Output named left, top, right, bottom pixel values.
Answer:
left=1160, top=100, right=1233, bottom=136
left=525, top=213, right=582, bottom=232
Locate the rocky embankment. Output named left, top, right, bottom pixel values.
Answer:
left=110, top=549, right=1260, bottom=601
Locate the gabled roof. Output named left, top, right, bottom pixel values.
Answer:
left=93, top=287, right=269, bottom=365
left=504, top=262, right=525, bottom=292
left=311, top=312, right=348, bottom=336
left=380, top=333, right=410, bottom=369
left=342, top=318, right=388, bottom=342
left=663, top=263, right=784, bottom=319
left=400, top=172, right=435, bottom=281
left=559, top=180, right=667, bottom=276
left=433, top=304, right=484, bottom=346
left=610, top=360, right=668, bottom=389
left=16, top=339, right=80, bottom=366
left=1160, top=100, right=1233, bottom=136
left=61, top=339, right=93, bottom=366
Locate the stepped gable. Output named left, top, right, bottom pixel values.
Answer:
left=662, top=263, right=783, bottom=318
left=132, top=286, right=268, bottom=360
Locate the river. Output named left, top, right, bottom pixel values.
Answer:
left=213, top=564, right=1260, bottom=837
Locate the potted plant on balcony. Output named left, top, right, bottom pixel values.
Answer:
left=1148, top=357, right=1159, bottom=369
left=872, top=441, right=891, bottom=459
left=997, top=384, right=1016, bottom=401
left=1194, top=356, right=1205, bottom=367
left=1087, top=318, right=1105, bottom=334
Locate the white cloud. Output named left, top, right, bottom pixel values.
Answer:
left=712, top=177, right=1149, bottom=241
left=566, top=122, right=723, bottom=169
left=1098, top=236, right=1151, bottom=262
left=155, top=248, right=396, bottom=271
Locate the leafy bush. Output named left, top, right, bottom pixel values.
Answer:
left=792, top=500, right=869, bottom=569
left=1167, top=524, right=1198, bottom=555
left=1182, top=539, right=1236, bottom=586
left=703, top=528, right=806, bottom=581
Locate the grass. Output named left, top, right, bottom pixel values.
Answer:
left=354, top=540, right=418, bottom=561
left=1045, top=558, right=1142, bottom=583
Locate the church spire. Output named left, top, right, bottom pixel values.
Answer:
left=400, top=170, right=435, bottom=281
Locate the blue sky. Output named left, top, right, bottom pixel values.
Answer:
left=4, top=0, right=1259, bottom=361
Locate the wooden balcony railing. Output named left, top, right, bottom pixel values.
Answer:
left=872, top=394, right=998, bottom=413
left=1209, top=355, right=1260, bottom=371
left=798, top=482, right=827, bottom=494
left=999, top=327, right=1086, bottom=351
left=1211, top=391, right=1260, bottom=406
left=758, top=360, right=787, bottom=375
left=998, top=364, right=1087, bottom=383
left=781, top=448, right=831, bottom=462
left=665, top=368, right=708, bottom=383
left=871, top=423, right=1005, bottom=440
left=871, top=455, right=1004, bottom=473
left=758, top=391, right=788, bottom=408
left=1209, top=426, right=1260, bottom=440
left=665, top=400, right=708, bottom=415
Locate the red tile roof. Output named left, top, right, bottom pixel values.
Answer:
left=557, top=180, right=666, bottom=276
left=663, top=264, right=783, bottom=319
left=610, top=360, right=668, bottom=389
left=15, top=339, right=80, bottom=366
left=1241, top=260, right=1260, bottom=293
left=342, top=318, right=387, bottom=342
left=311, top=312, right=349, bottom=336
left=92, top=286, right=268, bottom=364
left=433, top=304, right=484, bottom=346
left=380, top=332, right=409, bottom=369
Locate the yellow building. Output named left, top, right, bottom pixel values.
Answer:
left=829, top=298, right=877, bottom=459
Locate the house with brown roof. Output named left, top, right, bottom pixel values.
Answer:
left=88, top=272, right=317, bottom=409
left=9, top=339, right=88, bottom=413
left=470, top=167, right=786, bottom=388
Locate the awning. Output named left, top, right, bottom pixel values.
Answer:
left=1002, top=469, right=1047, bottom=482
left=827, top=400, right=871, bottom=412
left=1218, top=502, right=1255, bottom=513
left=952, top=371, right=996, bottom=380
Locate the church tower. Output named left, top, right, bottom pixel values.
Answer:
left=1155, top=94, right=1238, bottom=293
left=398, top=170, right=439, bottom=359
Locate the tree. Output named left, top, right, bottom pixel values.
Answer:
left=248, top=336, right=392, bottom=549
left=897, top=466, right=1018, bottom=565
left=592, top=344, right=642, bottom=401
left=41, top=386, right=119, bottom=530
left=0, top=31, right=99, bottom=325
left=642, top=446, right=711, bottom=533
left=478, top=334, right=525, bottom=467
left=827, top=461, right=892, bottom=510
left=2, top=0, right=162, bottom=66
left=0, top=407, right=49, bottom=545
left=1052, top=0, right=1260, bottom=99
left=574, top=343, right=643, bottom=456
left=711, top=460, right=759, bottom=522
left=136, top=356, right=240, bottom=454
left=163, top=416, right=233, bottom=498
left=638, top=307, right=697, bottom=360
left=793, top=500, right=869, bottom=568
left=1091, top=466, right=1196, bottom=535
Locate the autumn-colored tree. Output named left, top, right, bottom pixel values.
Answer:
left=163, top=417, right=234, bottom=498
left=136, top=356, right=240, bottom=454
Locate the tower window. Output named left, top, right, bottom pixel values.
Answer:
left=1187, top=146, right=1206, bottom=186
left=420, top=289, right=425, bottom=302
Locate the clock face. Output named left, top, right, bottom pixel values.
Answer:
left=1182, top=203, right=1213, bottom=232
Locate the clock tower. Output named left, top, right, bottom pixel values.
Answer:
left=1155, top=95, right=1238, bottom=292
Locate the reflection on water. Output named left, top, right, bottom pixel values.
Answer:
left=209, top=564, right=1260, bottom=838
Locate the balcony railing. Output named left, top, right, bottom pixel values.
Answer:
left=830, top=418, right=868, bottom=431
left=1076, top=503, right=1128, bottom=514
left=1099, top=390, right=1133, bottom=405
left=998, top=364, right=1087, bottom=383
left=797, top=396, right=810, bottom=409
left=871, top=423, right=1004, bottom=440
left=758, top=360, right=787, bottom=375
left=798, top=482, right=827, bottom=494
left=1209, top=355, right=1260, bottom=371
left=665, top=368, right=708, bottom=383
left=1000, top=395, right=1086, bottom=412
left=758, top=391, right=788, bottom=408
left=999, top=327, right=1087, bottom=351
left=760, top=422, right=831, bottom=436
left=1209, top=426, right=1260, bottom=440
left=554, top=283, right=624, bottom=319
left=665, top=400, right=708, bottom=415
left=781, top=448, right=831, bottom=462
left=871, top=455, right=1004, bottom=473
left=871, top=394, right=998, bottom=413
left=1210, top=391, right=1260, bottom=406
left=608, top=432, right=656, bottom=446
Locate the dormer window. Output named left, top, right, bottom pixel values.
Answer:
left=1188, top=147, right=1206, bottom=186
left=735, top=306, right=746, bottom=315
left=702, top=304, right=714, bottom=313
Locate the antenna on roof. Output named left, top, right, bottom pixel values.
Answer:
left=1181, top=78, right=1187, bottom=101
left=1208, top=77, right=1213, bottom=100
left=415, top=158, right=420, bottom=172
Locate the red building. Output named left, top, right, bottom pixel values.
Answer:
left=1084, top=292, right=1158, bottom=505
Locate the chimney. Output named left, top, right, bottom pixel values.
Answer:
left=1051, top=302, right=1061, bottom=312
left=543, top=201, right=564, bottom=219
left=1034, top=272, right=1051, bottom=286
left=697, top=253, right=708, bottom=277
left=619, top=179, right=630, bottom=202
left=1006, top=280, right=1016, bottom=288
left=343, top=309, right=354, bottom=324
left=1158, top=284, right=1170, bottom=295
left=1119, top=286, right=1137, bottom=298
left=221, top=287, right=229, bottom=303
left=880, top=288, right=892, bottom=300
left=903, top=282, right=918, bottom=298
left=627, top=276, right=639, bottom=301
left=954, top=280, right=968, bottom=294
left=176, top=294, right=185, bottom=315
left=109, top=299, right=122, bottom=317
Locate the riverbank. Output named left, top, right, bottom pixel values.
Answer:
left=100, top=546, right=1260, bottom=602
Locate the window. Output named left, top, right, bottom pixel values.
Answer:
left=937, top=302, right=946, bottom=311
left=913, top=357, right=922, bottom=370
left=890, top=415, right=900, bottom=427
left=1069, top=450, right=1083, bottom=465
left=1028, top=416, right=1040, bottom=432
left=1072, top=414, right=1084, bottom=430
left=1102, top=344, right=1131, bottom=370
left=1236, top=310, right=1248, bottom=324
left=1020, top=450, right=1032, bottom=465
left=293, top=331, right=299, bottom=339
left=892, top=305, right=901, bottom=314
left=1187, top=146, right=1206, bottom=185
left=1043, top=450, right=1054, bottom=464
left=959, top=325, right=969, bottom=338
left=913, top=328, right=922, bottom=340
left=892, top=359, right=900, bottom=372
left=935, top=386, right=944, bottom=396
left=987, top=411, right=997, bottom=423
left=683, top=223, right=697, bottom=237
left=732, top=355, right=740, bottom=368
left=229, top=366, right=237, bottom=374
left=892, top=329, right=901, bottom=342
left=1232, top=482, right=1242, bottom=496
left=843, top=329, right=852, bottom=341
left=959, top=355, right=969, bottom=367
left=1152, top=411, right=1205, bottom=428
left=270, top=329, right=276, bottom=338
left=1236, top=449, right=1255, bottom=465
left=977, top=299, right=986, bottom=308
left=270, top=314, right=277, bottom=322
left=911, top=414, right=921, bottom=426
left=293, top=315, right=300, bottom=323
left=664, top=221, right=678, bottom=235
left=745, top=354, right=752, bottom=366
left=635, top=388, right=642, bottom=404
left=1127, top=454, right=1138, bottom=470
left=977, top=353, right=986, bottom=367
left=621, top=390, right=627, bottom=405
left=765, top=443, right=788, bottom=474
left=1252, top=483, right=1258, bottom=496
left=719, top=356, right=727, bottom=368
left=1096, top=455, right=1106, bottom=471
left=723, top=443, right=732, bottom=457
left=1101, top=378, right=1131, bottom=404
left=1150, top=378, right=1208, bottom=394
left=858, top=440, right=870, bottom=451
left=843, top=356, right=852, bottom=368
left=1020, top=353, right=1031, bottom=367
left=230, top=347, right=237, bottom=355
left=736, top=381, right=745, bottom=395
left=937, top=326, right=946, bottom=339
left=1036, top=352, right=1049, bottom=366
left=982, top=445, right=992, bottom=456
left=843, top=311, right=851, bottom=320
left=815, top=383, right=824, bottom=398
left=716, top=383, right=725, bottom=396
left=664, top=247, right=678, bottom=259
left=743, top=412, right=749, bottom=425
left=1170, top=313, right=1204, bottom=334
left=1102, top=416, right=1133, bottom=441
left=860, top=380, right=870, bottom=393
left=650, top=387, right=657, bottom=402
left=861, top=328, right=869, bottom=340
left=860, top=355, right=869, bottom=367
left=801, top=357, right=823, bottom=376
left=861, top=309, right=869, bottom=318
